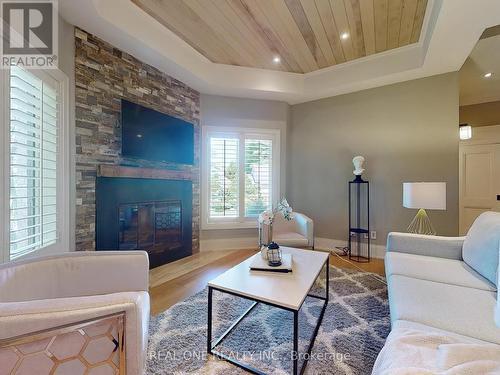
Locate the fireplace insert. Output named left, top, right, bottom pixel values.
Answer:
left=96, top=177, right=192, bottom=268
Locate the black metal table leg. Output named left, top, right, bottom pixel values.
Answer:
left=326, top=260, right=329, bottom=302
left=207, top=257, right=329, bottom=375
left=298, top=260, right=329, bottom=375
left=211, top=301, right=258, bottom=349
left=293, top=310, right=299, bottom=375
left=207, top=286, right=213, bottom=354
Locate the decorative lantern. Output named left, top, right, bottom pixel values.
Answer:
left=266, top=242, right=282, bottom=267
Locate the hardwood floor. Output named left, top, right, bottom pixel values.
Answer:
left=330, top=252, right=385, bottom=276
left=149, top=249, right=385, bottom=316
left=149, top=249, right=248, bottom=288
left=149, top=249, right=256, bottom=315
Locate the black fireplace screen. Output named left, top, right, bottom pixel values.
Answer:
left=119, top=201, right=182, bottom=253
left=96, top=177, right=192, bottom=269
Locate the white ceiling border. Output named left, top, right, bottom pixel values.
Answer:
left=59, top=0, right=500, bottom=104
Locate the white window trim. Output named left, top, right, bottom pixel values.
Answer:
left=0, top=67, right=70, bottom=263
left=202, top=126, right=280, bottom=230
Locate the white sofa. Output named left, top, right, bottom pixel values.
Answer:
left=373, top=212, right=500, bottom=374
left=0, top=251, right=150, bottom=375
left=259, top=211, right=314, bottom=249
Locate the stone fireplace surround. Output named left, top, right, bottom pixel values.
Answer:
left=75, top=28, right=200, bottom=254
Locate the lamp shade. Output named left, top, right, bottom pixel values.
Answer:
left=403, top=182, right=446, bottom=210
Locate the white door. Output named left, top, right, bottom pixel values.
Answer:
left=459, top=143, right=500, bottom=234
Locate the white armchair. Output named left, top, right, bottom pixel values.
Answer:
left=259, top=211, right=314, bottom=249
left=0, top=251, right=150, bottom=375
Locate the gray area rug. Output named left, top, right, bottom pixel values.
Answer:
left=147, top=266, right=390, bottom=374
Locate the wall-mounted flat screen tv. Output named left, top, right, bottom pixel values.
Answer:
left=121, top=99, right=194, bottom=165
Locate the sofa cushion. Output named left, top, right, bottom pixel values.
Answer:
left=388, top=274, right=500, bottom=345
left=463, top=212, right=500, bottom=286
left=273, top=232, right=309, bottom=247
left=387, top=232, right=465, bottom=260
left=385, top=252, right=496, bottom=292
left=372, top=319, right=500, bottom=375
left=392, top=320, right=494, bottom=344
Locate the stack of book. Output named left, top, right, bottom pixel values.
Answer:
left=249, top=254, right=293, bottom=273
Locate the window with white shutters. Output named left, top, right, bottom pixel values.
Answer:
left=209, top=137, right=239, bottom=217
left=8, top=67, right=60, bottom=259
left=204, top=127, right=279, bottom=229
left=244, top=139, right=272, bottom=217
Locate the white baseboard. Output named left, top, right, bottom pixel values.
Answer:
left=200, top=236, right=386, bottom=259
left=200, top=237, right=259, bottom=252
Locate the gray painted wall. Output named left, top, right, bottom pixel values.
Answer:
left=288, top=73, right=460, bottom=245
left=200, top=94, right=289, bottom=244
left=57, top=17, right=460, bottom=251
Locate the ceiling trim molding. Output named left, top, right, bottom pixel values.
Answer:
left=60, top=0, right=500, bottom=104
left=459, top=34, right=500, bottom=106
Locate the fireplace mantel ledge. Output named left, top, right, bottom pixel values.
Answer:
left=98, top=164, right=195, bottom=180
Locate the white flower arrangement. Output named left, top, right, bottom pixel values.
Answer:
left=259, top=198, right=294, bottom=247
left=259, top=210, right=273, bottom=226
left=277, top=198, right=293, bottom=221
left=259, top=198, right=294, bottom=225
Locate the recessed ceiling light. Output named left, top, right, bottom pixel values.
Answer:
left=484, top=72, right=493, bottom=78
left=273, top=56, right=281, bottom=64
left=340, top=32, right=350, bottom=40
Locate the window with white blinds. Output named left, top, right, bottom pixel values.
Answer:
left=209, top=137, right=239, bottom=217
left=204, top=128, right=279, bottom=228
left=8, top=66, right=59, bottom=259
left=244, top=139, right=272, bottom=217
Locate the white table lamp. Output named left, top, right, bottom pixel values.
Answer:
left=403, top=182, right=446, bottom=235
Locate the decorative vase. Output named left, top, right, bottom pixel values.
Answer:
left=260, top=221, right=273, bottom=259
left=260, top=246, right=268, bottom=260
left=266, top=242, right=282, bottom=267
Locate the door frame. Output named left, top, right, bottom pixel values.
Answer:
left=459, top=124, right=500, bottom=234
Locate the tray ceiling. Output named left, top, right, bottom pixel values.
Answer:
left=460, top=31, right=500, bottom=106
left=132, top=0, right=428, bottom=73
left=60, top=0, right=500, bottom=104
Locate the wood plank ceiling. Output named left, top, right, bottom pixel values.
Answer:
left=132, top=0, right=428, bottom=73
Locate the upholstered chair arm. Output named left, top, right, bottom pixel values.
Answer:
left=386, top=232, right=465, bottom=260
left=0, top=291, right=150, bottom=374
left=294, top=213, right=314, bottom=247
left=0, top=251, right=149, bottom=303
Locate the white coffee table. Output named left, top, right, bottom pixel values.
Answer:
left=207, top=247, right=329, bottom=375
